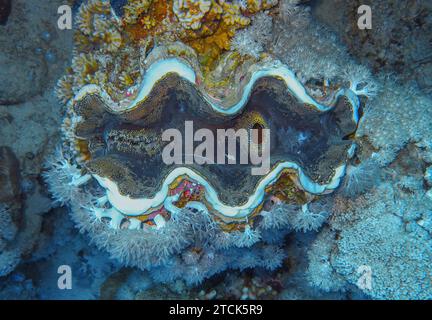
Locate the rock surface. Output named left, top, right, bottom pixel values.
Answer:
left=0, top=0, right=11, bottom=25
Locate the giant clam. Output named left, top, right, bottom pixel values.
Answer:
left=44, top=0, right=364, bottom=282
left=70, top=58, right=359, bottom=228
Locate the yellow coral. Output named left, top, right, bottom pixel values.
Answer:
left=173, top=0, right=212, bottom=30
left=76, top=0, right=111, bottom=35
left=74, top=32, right=93, bottom=51
left=92, top=14, right=112, bottom=37
left=75, top=0, right=121, bottom=53
left=119, top=71, right=136, bottom=88
left=85, top=70, right=108, bottom=86
left=55, top=75, right=75, bottom=104
left=123, top=0, right=153, bottom=24
left=123, top=0, right=168, bottom=40
left=246, top=0, right=278, bottom=13
left=220, top=1, right=250, bottom=26
left=103, top=28, right=122, bottom=52
left=117, top=0, right=277, bottom=73
left=72, top=53, right=100, bottom=86
left=66, top=0, right=278, bottom=103
left=75, top=6, right=93, bottom=35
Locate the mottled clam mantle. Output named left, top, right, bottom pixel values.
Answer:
left=72, top=59, right=360, bottom=219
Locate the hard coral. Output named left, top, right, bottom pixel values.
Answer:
left=173, top=0, right=212, bottom=30
left=306, top=228, right=347, bottom=292
left=327, top=178, right=432, bottom=299
left=357, top=79, right=432, bottom=166
left=334, top=211, right=432, bottom=299
left=123, top=0, right=153, bottom=24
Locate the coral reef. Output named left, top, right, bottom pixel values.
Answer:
left=66, top=197, right=289, bottom=285
left=329, top=178, right=432, bottom=299
left=43, top=0, right=397, bottom=290
left=314, top=0, right=432, bottom=93
left=357, top=78, right=432, bottom=166
left=1, top=0, right=431, bottom=300
left=306, top=154, right=432, bottom=299
left=43, top=0, right=368, bottom=285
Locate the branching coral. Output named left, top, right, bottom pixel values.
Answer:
left=42, top=147, right=91, bottom=206
left=333, top=210, right=432, bottom=299
left=289, top=204, right=327, bottom=233
left=306, top=228, right=347, bottom=292
left=339, top=158, right=381, bottom=198
left=271, top=1, right=380, bottom=101
left=259, top=202, right=296, bottom=230
left=151, top=243, right=286, bottom=286
left=230, top=12, right=273, bottom=59
left=278, top=0, right=302, bottom=21
left=230, top=28, right=263, bottom=59
left=231, top=225, right=262, bottom=248
left=344, top=64, right=379, bottom=98
left=67, top=199, right=288, bottom=285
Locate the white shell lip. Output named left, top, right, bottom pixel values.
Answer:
left=73, top=57, right=361, bottom=122
left=93, top=162, right=347, bottom=220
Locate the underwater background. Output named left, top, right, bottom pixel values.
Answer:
left=0, top=0, right=431, bottom=300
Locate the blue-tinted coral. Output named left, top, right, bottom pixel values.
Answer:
left=316, top=179, right=432, bottom=299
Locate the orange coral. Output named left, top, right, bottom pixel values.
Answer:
left=121, top=0, right=276, bottom=73
left=122, top=0, right=169, bottom=41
